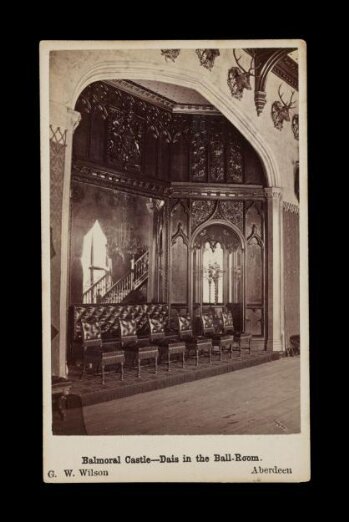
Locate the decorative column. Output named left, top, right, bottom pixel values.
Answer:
left=265, top=187, right=284, bottom=352
left=146, top=199, right=158, bottom=302
left=50, top=103, right=81, bottom=377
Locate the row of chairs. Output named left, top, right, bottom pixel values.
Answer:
left=80, top=313, right=251, bottom=384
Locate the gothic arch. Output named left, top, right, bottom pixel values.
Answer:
left=191, top=219, right=246, bottom=251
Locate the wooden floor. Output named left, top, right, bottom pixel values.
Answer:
left=82, top=357, right=300, bottom=435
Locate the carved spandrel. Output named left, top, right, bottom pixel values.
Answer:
left=245, top=201, right=264, bottom=239
left=195, top=49, right=220, bottom=70
left=191, top=200, right=215, bottom=231
left=171, top=200, right=189, bottom=236
left=211, top=201, right=244, bottom=231
left=194, top=224, right=241, bottom=252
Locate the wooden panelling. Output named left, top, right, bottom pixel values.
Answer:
left=170, top=137, right=189, bottom=181
left=143, top=129, right=158, bottom=179
left=73, top=81, right=265, bottom=186
left=245, top=307, right=264, bottom=336
left=245, top=202, right=264, bottom=307
left=171, top=236, right=188, bottom=304
left=246, top=244, right=263, bottom=304
left=90, top=110, right=106, bottom=164
left=283, top=205, right=300, bottom=346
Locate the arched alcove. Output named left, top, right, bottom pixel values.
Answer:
left=49, top=59, right=286, bottom=377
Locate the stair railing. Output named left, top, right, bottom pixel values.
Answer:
left=82, top=270, right=113, bottom=304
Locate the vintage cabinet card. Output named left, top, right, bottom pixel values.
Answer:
left=41, top=39, right=309, bottom=483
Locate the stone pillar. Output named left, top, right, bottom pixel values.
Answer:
left=50, top=102, right=81, bottom=377
left=265, top=187, right=284, bottom=352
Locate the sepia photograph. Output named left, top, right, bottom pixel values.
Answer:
left=41, top=40, right=309, bottom=482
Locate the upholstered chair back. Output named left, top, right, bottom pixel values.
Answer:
left=148, top=317, right=166, bottom=342
left=81, top=321, right=103, bottom=349
left=200, top=314, right=215, bottom=336
left=118, top=318, right=138, bottom=347
left=222, top=311, right=234, bottom=333
left=177, top=315, right=193, bottom=339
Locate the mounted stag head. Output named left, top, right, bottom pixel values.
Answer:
left=227, top=50, right=256, bottom=100
left=271, top=85, right=297, bottom=130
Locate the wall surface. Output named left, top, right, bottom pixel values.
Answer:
left=50, top=137, right=66, bottom=374
left=70, top=182, right=153, bottom=304
left=283, top=203, right=300, bottom=345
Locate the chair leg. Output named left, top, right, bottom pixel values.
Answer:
left=101, top=363, right=105, bottom=385
left=155, top=355, right=158, bottom=375
left=182, top=351, right=185, bottom=368
left=230, top=344, right=233, bottom=359
left=196, top=349, right=199, bottom=367
left=120, top=362, right=124, bottom=381
left=167, top=352, right=171, bottom=372
left=209, top=347, right=212, bottom=365
left=137, top=357, right=141, bottom=378
left=220, top=346, right=222, bottom=361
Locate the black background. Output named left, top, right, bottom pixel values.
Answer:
left=12, top=7, right=334, bottom=509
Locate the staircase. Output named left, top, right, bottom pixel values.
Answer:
left=82, top=250, right=149, bottom=304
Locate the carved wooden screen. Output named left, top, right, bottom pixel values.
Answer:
left=170, top=201, right=189, bottom=305
left=193, top=223, right=243, bottom=313
left=245, top=202, right=265, bottom=337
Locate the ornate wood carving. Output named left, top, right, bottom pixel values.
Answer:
left=247, top=224, right=264, bottom=247
left=72, top=162, right=171, bottom=199
left=217, top=201, right=244, bottom=230
left=208, top=119, right=225, bottom=182
left=161, top=49, right=181, bottom=62
left=107, top=108, right=144, bottom=169
left=171, top=222, right=189, bottom=246
left=191, top=200, right=216, bottom=230
left=195, top=49, right=220, bottom=70
left=190, top=117, right=208, bottom=181
left=193, top=224, right=241, bottom=252
left=226, top=134, right=243, bottom=183
left=75, top=81, right=266, bottom=187
left=172, top=185, right=265, bottom=200
left=245, top=202, right=264, bottom=307
left=292, top=114, right=299, bottom=140
left=244, top=48, right=297, bottom=115
left=109, top=80, right=219, bottom=115
left=272, top=54, right=298, bottom=90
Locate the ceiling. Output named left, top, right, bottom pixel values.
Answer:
left=109, top=79, right=218, bottom=115
left=130, top=80, right=210, bottom=105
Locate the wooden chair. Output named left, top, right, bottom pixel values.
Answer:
left=177, top=315, right=212, bottom=366
left=200, top=313, right=235, bottom=360
left=118, top=318, right=159, bottom=378
left=80, top=320, right=125, bottom=384
left=223, top=312, right=252, bottom=355
left=148, top=317, right=185, bottom=372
